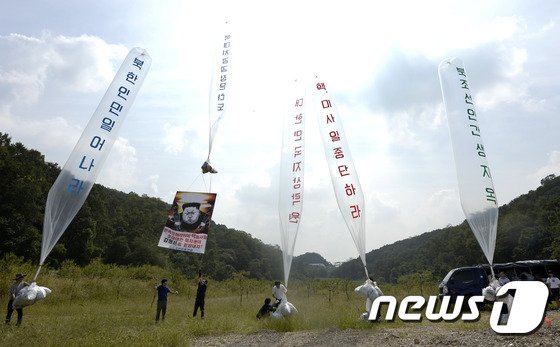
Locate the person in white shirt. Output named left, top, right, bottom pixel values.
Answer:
left=546, top=271, right=560, bottom=310
left=272, top=281, right=287, bottom=307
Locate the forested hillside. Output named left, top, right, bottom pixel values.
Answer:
left=0, top=133, right=284, bottom=280
left=333, top=174, right=560, bottom=282
left=2, top=132, right=559, bottom=283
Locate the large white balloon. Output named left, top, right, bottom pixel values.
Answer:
left=278, top=80, right=306, bottom=287
left=311, top=76, right=368, bottom=276
left=438, top=57, right=498, bottom=265
left=204, top=22, right=232, bottom=173
left=40, top=47, right=151, bottom=266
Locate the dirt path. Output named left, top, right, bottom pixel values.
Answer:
left=193, top=312, right=560, bottom=346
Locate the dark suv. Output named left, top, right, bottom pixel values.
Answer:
left=438, top=266, right=488, bottom=301
left=438, top=259, right=560, bottom=301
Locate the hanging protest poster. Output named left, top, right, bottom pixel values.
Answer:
left=157, top=191, right=217, bottom=254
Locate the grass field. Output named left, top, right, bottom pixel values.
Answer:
left=0, top=257, right=490, bottom=346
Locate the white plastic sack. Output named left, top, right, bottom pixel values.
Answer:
left=35, top=285, right=52, bottom=300
left=272, top=301, right=298, bottom=319
left=12, top=282, right=52, bottom=309
left=354, top=282, right=373, bottom=298
left=371, top=284, right=383, bottom=300
left=367, top=285, right=383, bottom=312
left=482, top=277, right=502, bottom=301
left=488, top=278, right=500, bottom=289
left=482, top=285, right=497, bottom=301
left=355, top=282, right=382, bottom=298
left=356, top=281, right=383, bottom=313
left=482, top=281, right=513, bottom=324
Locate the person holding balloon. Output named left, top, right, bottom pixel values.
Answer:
left=272, top=281, right=287, bottom=308
left=5, top=273, right=29, bottom=326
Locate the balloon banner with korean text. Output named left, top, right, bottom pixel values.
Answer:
left=438, top=57, right=498, bottom=266
left=203, top=21, right=232, bottom=173
left=158, top=191, right=217, bottom=254
left=278, top=79, right=306, bottom=287
left=311, top=76, right=368, bottom=276
left=40, top=47, right=151, bottom=267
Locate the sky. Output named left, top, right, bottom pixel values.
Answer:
left=1, top=0, right=560, bottom=264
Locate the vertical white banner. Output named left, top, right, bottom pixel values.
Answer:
left=439, top=57, right=498, bottom=265
left=311, top=77, right=367, bottom=274
left=278, top=80, right=306, bottom=287
left=205, top=22, right=232, bottom=171
left=41, top=47, right=151, bottom=265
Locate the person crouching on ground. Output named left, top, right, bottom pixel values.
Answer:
left=256, top=297, right=276, bottom=319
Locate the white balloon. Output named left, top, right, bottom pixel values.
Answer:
left=438, top=57, right=498, bottom=265
left=205, top=22, right=232, bottom=170
left=41, top=48, right=151, bottom=265
left=278, top=80, right=306, bottom=287
left=311, top=76, right=367, bottom=275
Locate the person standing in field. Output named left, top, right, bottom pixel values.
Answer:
left=193, top=272, right=208, bottom=319
left=5, top=273, right=29, bottom=326
left=497, top=271, right=510, bottom=286
left=155, top=279, right=178, bottom=322
left=546, top=271, right=560, bottom=310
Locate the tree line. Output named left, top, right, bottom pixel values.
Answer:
left=333, top=174, right=560, bottom=282
left=0, top=132, right=284, bottom=280
left=2, top=132, right=559, bottom=283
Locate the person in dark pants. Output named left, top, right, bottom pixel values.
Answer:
left=193, top=273, right=208, bottom=319
left=155, top=279, right=178, bottom=322
left=5, top=273, right=29, bottom=326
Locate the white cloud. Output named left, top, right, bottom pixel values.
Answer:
left=529, top=151, right=560, bottom=185
left=480, top=16, right=525, bottom=43
left=162, top=122, right=199, bottom=155
left=477, top=82, right=523, bottom=110
left=149, top=174, right=160, bottom=195
left=0, top=32, right=130, bottom=164
left=47, top=34, right=128, bottom=92
left=506, top=47, right=528, bottom=77
left=0, top=34, right=48, bottom=104
left=0, top=69, right=44, bottom=105
left=414, top=189, right=463, bottom=229
left=97, top=137, right=138, bottom=192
